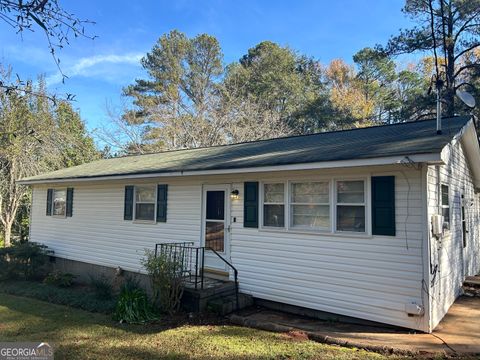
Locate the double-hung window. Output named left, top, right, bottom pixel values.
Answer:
left=135, top=185, right=156, bottom=221
left=290, top=182, right=330, bottom=230
left=260, top=179, right=370, bottom=234
left=335, top=180, right=366, bottom=232
left=52, top=189, right=67, bottom=217
left=263, top=183, right=285, bottom=227
left=441, top=184, right=450, bottom=229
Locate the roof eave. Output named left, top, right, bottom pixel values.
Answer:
left=17, top=153, right=444, bottom=185
left=458, top=119, right=480, bottom=189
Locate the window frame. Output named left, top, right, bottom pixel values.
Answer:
left=52, top=188, right=67, bottom=218
left=440, top=184, right=450, bottom=230
left=133, top=184, right=157, bottom=223
left=261, top=182, right=286, bottom=229
left=289, top=180, right=331, bottom=231
left=334, top=179, right=367, bottom=234
left=259, top=176, right=371, bottom=236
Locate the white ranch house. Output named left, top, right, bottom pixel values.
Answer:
left=19, top=116, right=480, bottom=333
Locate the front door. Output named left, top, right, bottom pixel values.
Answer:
left=202, top=185, right=230, bottom=272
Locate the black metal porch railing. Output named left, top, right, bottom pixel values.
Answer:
left=155, top=242, right=204, bottom=289
left=154, top=242, right=239, bottom=310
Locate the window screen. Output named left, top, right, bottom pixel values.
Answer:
left=263, top=183, right=285, bottom=227
left=336, top=180, right=365, bottom=232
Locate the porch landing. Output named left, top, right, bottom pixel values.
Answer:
left=182, top=276, right=253, bottom=314
left=184, top=275, right=229, bottom=290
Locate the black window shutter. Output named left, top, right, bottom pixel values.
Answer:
left=372, top=176, right=396, bottom=236
left=46, top=189, right=53, bottom=216
left=66, top=188, right=74, bottom=217
left=244, top=182, right=259, bottom=228
left=124, top=186, right=134, bottom=220
left=157, top=184, right=168, bottom=222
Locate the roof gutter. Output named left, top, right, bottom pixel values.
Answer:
left=458, top=119, right=480, bottom=189
left=17, top=153, right=444, bottom=185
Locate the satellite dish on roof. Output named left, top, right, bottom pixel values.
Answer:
left=456, top=89, right=476, bottom=109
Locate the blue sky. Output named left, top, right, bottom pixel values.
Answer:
left=0, top=0, right=414, bottom=137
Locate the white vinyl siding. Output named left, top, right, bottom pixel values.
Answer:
left=426, top=141, right=480, bottom=330
left=31, top=182, right=201, bottom=272
left=229, top=166, right=427, bottom=331
left=30, top=165, right=428, bottom=331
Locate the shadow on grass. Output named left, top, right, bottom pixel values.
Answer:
left=53, top=342, right=189, bottom=360
left=55, top=341, right=341, bottom=360
left=0, top=280, right=116, bottom=314
left=0, top=289, right=228, bottom=336
left=1, top=293, right=422, bottom=360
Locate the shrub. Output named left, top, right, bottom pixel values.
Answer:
left=0, top=242, right=52, bottom=280
left=0, top=280, right=116, bottom=314
left=121, top=275, right=142, bottom=293
left=142, top=250, right=185, bottom=314
left=89, top=274, right=114, bottom=300
left=113, top=281, right=158, bottom=324
left=44, top=270, right=76, bottom=287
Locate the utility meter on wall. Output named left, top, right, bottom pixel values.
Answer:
left=432, top=214, right=444, bottom=237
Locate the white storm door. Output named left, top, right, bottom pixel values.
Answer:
left=202, top=185, right=230, bottom=272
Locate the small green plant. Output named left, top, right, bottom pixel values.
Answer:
left=113, top=281, right=158, bottom=324
left=0, top=241, right=52, bottom=280
left=142, top=249, right=185, bottom=315
left=89, top=274, right=114, bottom=300
left=44, top=270, right=76, bottom=287
left=121, top=275, right=142, bottom=293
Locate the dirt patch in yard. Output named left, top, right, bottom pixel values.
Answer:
left=284, top=330, right=310, bottom=342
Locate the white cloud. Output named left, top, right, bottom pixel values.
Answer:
left=46, top=53, right=143, bottom=85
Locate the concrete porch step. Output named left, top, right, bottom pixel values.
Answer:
left=181, top=278, right=236, bottom=313
left=463, top=275, right=480, bottom=297
left=464, top=276, right=480, bottom=288
left=207, top=293, right=254, bottom=316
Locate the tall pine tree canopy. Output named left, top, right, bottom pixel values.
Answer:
left=222, top=41, right=325, bottom=134
left=378, top=0, right=480, bottom=116
left=114, top=1, right=479, bottom=154
left=122, top=30, right=224, bottom=150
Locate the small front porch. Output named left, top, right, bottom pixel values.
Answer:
left=155, top=242, right=252, bottom=315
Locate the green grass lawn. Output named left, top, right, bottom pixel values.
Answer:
left=0, top=293, right=412, bottom=360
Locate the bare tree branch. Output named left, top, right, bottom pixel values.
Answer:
left=0, top=0, right=96, bottom=80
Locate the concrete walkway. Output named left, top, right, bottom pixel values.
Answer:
left=229, top=296, right=480, bottom=357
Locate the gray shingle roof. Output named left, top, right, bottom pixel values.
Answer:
left=20, top=116, right=471, bottom=183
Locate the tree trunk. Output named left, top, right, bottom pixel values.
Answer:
left=445, top=81, right=455, bottom=117
left=445, top=57, right=456, bottom=117
left=3, top=222, right=12, bottom=247
left=445, top=1, right=456, bottom=117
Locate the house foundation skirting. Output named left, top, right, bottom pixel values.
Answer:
left=48, top=256, right=242, bottom=314
left=254, top=298, right=402, bottom=330
left=50, top=256, right=151, bottom=293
